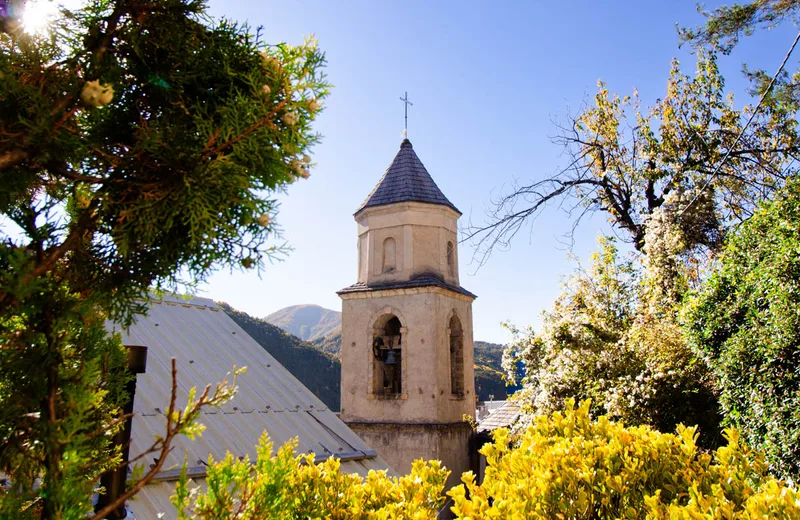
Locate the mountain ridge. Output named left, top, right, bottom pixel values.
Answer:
left=220, top=303, right=341, bottom=411
left=264, top=304, right=341, bottom=342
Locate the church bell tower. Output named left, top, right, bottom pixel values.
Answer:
left=338, top=138, right=476, bottom=485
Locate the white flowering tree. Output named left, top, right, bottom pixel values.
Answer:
left=0, top=1, right=328, bottom=518
left=477, top=46, right=798, bottom=448
left=503, top=237, right=722, bottom=448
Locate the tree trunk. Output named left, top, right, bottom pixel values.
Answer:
left=41, top=312, right=62, bottom=520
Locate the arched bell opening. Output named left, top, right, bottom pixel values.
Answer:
left=449, top=314, right=465, bottom=396
left=372, top=315, right=403, bottom=395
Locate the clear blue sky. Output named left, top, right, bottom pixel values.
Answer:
left=199, top=0, right=796, bottom=343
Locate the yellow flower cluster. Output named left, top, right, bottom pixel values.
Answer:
left=173, top=402, right=798, bottom=519
left=172, top=432, right=449, bottom=519
left=448, top=399, right=800, bottom=519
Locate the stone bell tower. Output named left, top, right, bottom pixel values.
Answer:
left=338, top=139, right=476, bottom=486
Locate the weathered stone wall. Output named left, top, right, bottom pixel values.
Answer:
left=342, top=199, right=475, bottom=489
left=340, top=289, right=475, bottom=425
left=347, top=422, right=473, bottom=490
left=355, top=202, right=460, bottom=287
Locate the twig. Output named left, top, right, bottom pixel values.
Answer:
left=201, top=99, right=287, bottom=160
left=90, top=359, right=237, bottom=520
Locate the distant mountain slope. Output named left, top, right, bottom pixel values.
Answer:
left=311, top=326, right=342, bottom=356
left=265, top=304, right=341, bottom=342
left=220, top=303, right=341, bottom=411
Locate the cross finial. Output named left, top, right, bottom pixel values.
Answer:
left=399, top=91, right=413, bottom=137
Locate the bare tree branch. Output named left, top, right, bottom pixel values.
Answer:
left=462, top=56, right=799, bottom=268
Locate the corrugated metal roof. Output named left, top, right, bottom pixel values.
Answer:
left=112, top=295, right=390, bottom=519
left=476, top=400, right=521, bottom=434
left=355, top=139, right=461, bottom=216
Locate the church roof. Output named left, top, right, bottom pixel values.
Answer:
left=355, top=139, right=460, bottom=216
left=337, top=273, right=476, bottom=299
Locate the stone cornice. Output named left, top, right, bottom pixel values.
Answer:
left=338, top=283, right=476, bottom=302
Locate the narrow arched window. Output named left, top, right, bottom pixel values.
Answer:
left=449, top=314, right=464, bottom=396
left=446, top=241, right=455, bottom=277
left=382, top=237, right=396, bottom=272
left=373, top=315, right=402, bottom=395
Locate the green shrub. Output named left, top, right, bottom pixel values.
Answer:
left=685, top=179, right=800, bottom=478
left=164, top=400, right=799, bottom=519
left=172, top=433, right=448, bottom=519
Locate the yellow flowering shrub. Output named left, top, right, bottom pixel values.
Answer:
left=449, top=400, right=800, bottom=519
left=171, top=432, right=449, bottom=519
left=169, top=401, right=799, bottom=519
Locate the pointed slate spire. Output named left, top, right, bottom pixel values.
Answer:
left=355, top=139, right=460, bottom=216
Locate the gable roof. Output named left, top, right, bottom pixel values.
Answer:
left=355, top=139, right=460, bottom=216
left=113, top=295, right=389, bottom=519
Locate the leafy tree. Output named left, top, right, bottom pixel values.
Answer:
left=450, top=400, right=800, bottom=519
left=679, top=0, right=800, bottom=54
left=685, top=179, right=800, bottom=478
left=472, top=22, right=799, bottom=456
left=503, top=238, right=721, bottom=447
left=679, top=1, right=800, bottom=159
left=0, top=0, right=327, bottom=517
left=465, top=53, right=798, bottom=266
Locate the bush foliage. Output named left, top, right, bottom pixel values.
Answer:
left=173, top=401, right=799, bottom=519
left=504, top=238, right=721, bottom=447
left=450, top=400, right=800, bottom=519
left=686, top=179, right=800, bottom=478
left=172, top=434, right=449, bottom=519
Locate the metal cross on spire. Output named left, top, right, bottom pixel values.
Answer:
left=399, top=91, right=413, bottom=138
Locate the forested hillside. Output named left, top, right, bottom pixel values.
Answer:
left=220, top=304, right=342, bottom=411
left=311, top=327, right=342, bottom=356
left=474, top=341, right=522, bottom=401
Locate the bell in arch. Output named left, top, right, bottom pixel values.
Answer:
left=383, top=349, right=399, bottom=365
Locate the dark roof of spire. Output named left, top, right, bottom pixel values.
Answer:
left=355, top=139, right=460, bottom=216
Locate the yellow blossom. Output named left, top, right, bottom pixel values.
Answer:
left=81, top=80, right=114, bottom=107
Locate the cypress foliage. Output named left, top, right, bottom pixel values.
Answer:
left=0, top=1, right=328, bottom=517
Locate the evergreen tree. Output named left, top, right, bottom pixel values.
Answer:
left=0, top=1, right=328, bottom=517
